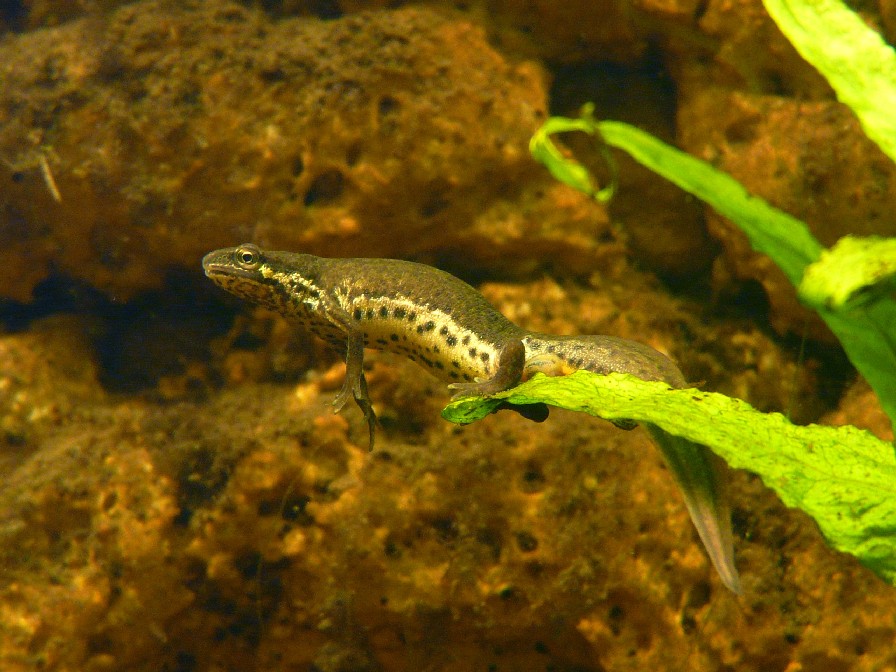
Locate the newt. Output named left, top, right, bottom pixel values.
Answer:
left=202, top=243, right=741, bottom=593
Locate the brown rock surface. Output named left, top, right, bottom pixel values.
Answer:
left=677, top=87, right=896, bottom=336
left=824, top=378, right=894, bottom=442
left=0, top=315, right=105, bottom=455
left=0, top=1, right=608, bottom=302
left=0, top=251, right=890, bottom=671
left=338, top=0, right=648, bottom=63
left=649, top=0, right=896, bottom=336
left=3, top=0, right=896, bottom=670
left=688, top=0, right=833, bottom=95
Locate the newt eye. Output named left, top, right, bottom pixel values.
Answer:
left=234, top=244, right=261, bottom=269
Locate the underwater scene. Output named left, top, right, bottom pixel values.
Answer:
left=1, top=0, right=896, bottom=670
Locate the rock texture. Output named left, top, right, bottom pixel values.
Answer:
left=2, top=0, right=895, bottom=670
left=1, top=267, right=890, bottom=672
left=0, top=1, right=604, bottom=302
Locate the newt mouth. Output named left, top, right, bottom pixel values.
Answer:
left=202, top=263, right=254, bottom=281
left=201, top=253, right=255, bottom=281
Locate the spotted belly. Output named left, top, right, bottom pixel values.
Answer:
left=344, top=296, right=504, bottom=385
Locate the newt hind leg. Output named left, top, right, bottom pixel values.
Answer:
left=352, top=372, right=377, bottom=450
left=448, top=339, right=525, bottom=398
left=332, top=328, right=378, bottom=449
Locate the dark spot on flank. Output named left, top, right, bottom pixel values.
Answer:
left=394, top=307, right=407, bottom=319
left=439, top=326, right=450, bottom=336
left=379, top=306, right=388, bottom=318
left=390, top=334, right=399, bottom=341
left=480, top=352, right=490, bottom=363
left=376, top=338, right=388, bottom=345
left=433, top=346, right=440, bottom=353
left=416, top=325, right=425, bottom=334
left=462, top=335, right=471, bottom=345
left=353, top=308, right=362, bottom=320
left=449, top=371, right=459, bottom=379
left=547, top=345, right=556, bottom=353
left=451, top=360, right=461, bottom=368
left=469, top=348, right=478, bottom=358
left=446, top=335, right=457, bottom=347
left=463, top=374, right=473, bottom=381
left=366, top=309, right=374, bottom=319
left=521, top=463, right=545, bottom=492
left=408, top=312, right=417, bottom=321
left=408, top=354, right=417, bottom=361
left=423, top=321, right=436, bottom=332
left=435, top=361, right=444, bottom=369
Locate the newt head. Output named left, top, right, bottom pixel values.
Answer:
left=202, top=243, right=324, bottom=316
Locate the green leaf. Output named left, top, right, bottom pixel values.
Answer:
left=800, top=235, right=896, bottom=311
left=443, top=371, right=896, bottom=584
left=591, top=121, right=896, bottom=431
left=528, top=105, right=616, bottom=202
left=817, top=303, right=896, bottom=427
left=529, top=112, right=824, bottom=285
left=532, top=112, right=896, bottom=430
left=594, top=121, right=824, bottom=286
left=762, top=0, right=896, bottom=164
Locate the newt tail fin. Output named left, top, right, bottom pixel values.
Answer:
left=646, top=425, right=742, bottom=594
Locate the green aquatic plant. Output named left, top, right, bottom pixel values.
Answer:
left=444, top=0, right=896, bottom=587
left=523, top=110, right=896, bottom=585
left=442, top=372, right=896, bottom=584
left=799, top=236, right=896, bottom=311
left=761, top=0, right=896, bottom=164
left=533, top=110, right=896, bottom=429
